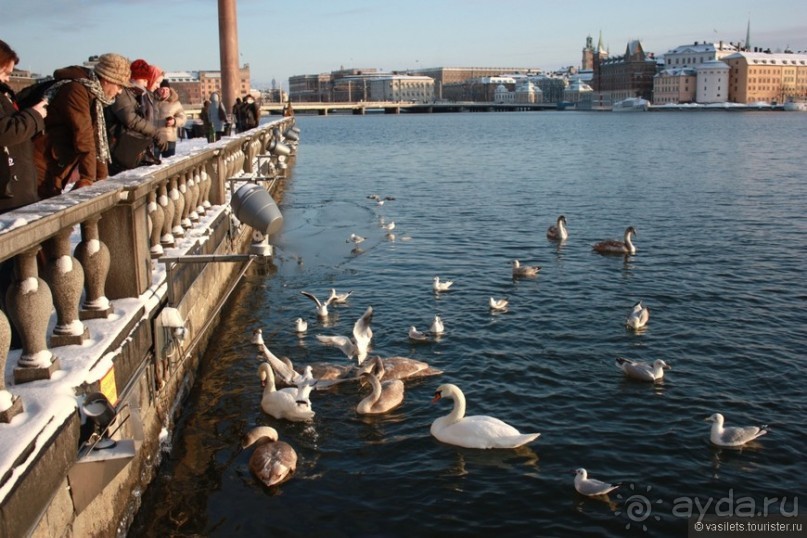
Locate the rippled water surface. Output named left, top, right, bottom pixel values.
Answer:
left=132, top=111, right=806, bottom=537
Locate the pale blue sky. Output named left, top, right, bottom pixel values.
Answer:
left=4, top=0, right=806, bottom=89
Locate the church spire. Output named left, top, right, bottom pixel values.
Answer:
left=745, top=18, right=751, bottom=50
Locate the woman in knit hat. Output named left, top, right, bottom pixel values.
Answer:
left=104, top=58, right=168, bottom=173
left=33, top=52, right=130, bottom=197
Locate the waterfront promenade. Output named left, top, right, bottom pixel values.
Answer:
left=0, top=118, right=296, bottom=537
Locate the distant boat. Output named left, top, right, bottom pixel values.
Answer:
left=612, top=97, right=649, bottom=112
left=783, top=99, right=807, bottom=112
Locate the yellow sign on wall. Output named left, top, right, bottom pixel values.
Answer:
left=100, top=367, right=119, bottom=407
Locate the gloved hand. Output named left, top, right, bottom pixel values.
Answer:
left=154, top=132, right=169, bottom=152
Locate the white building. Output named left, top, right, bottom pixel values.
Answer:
left=515, top=79, right=542, bottom=103
left=563, top=78, right=592, bottom=104
left=662, top=41, right=739, bottom=69
left=696, top=60, right=730, bottom=103
left=367, top=74, right=434, bottom=102
left=495, top=84, right=514, bottom=103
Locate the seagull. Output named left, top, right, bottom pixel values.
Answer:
left=408, top=325, right=430, bottom=342
left=316, top=306, right=374, bottom=364
left=381, top=221, right=395, bottom=231
left=433, top=276, right=454, bottom=292
left=615, top=358, right=670, bottom=382
left=625, top=301, right=650, bottom=330
left=574, top=468, right=620, bottom=497
left=512, top=260, right=541, bottom=278
left=430, top=314, right=445, bottom=335
left=547, top=215, right=568, bottom=241
left=347, top=233, right=366, bottom=245
left=489, top=297, right=509, bottom=311
left=294, top=318, right=308, bottom=334
left=327, top=288, right=353, bottom=304
left=593, top=226, right=637, bottom=255
left=252, top=329, right=348, bottom=391
left=301, top=290, right=336, bottom=318
left=706, top=413, right=768, bottom=447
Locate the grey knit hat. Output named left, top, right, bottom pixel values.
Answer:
left=94, top=53, right=131, bottom=87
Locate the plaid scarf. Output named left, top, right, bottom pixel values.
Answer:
left=47, top=71, right=116, bottom=163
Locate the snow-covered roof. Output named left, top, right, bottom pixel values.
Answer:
left=722, top=51, right=807, bottom=65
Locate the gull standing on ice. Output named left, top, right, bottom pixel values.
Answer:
left=547, top=215, right=568, bottom=241
left=512, top=260, right=541, bottom=278
left=489, top=297, right=509, bottom=311
left=625, top=301, right=650, bottom=330
left=301, top=290, right=336, bottom=318
left=433, top=276, right=454, bottom=292
left=573, top=468, right=620, bottom=497
left=706, top=413, right=768, bottom=447
left=615, top=358, right=670, bottom=382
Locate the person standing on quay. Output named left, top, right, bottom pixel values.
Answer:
left=241, top=94, right=260, bottom=131
left=0, top=39, right=47, bottom=214
left=207, top=92, right=227, bottom=141
left=34, top=53, right=131, bottom=197
left=154, top=80, right=186, bottom=158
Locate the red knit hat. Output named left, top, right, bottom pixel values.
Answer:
left=130, top=58, right=151, bottom=81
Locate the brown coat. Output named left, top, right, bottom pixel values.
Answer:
left=33, top=66, right=109, bottom=198
left=155, top=88, right=186, bottom=143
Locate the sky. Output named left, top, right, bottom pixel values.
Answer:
left=3, top=0, right=807, bottom=90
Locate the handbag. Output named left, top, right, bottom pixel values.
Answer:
left=111, top=129, right=154, bottom=171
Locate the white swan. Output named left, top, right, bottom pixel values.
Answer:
left=294, top=317, right=308, bottom=334
left=242, top=426, right=297, bottom=487
left=615, top=358, right=670, bottom=382
left=547, top=215, right=568, bottom=241
left=430, top=314, right=445, bottom=335
left=301, top=290, right=335, bottom=318
left=706, top=413, right=768, bottom=447
left=593, top=226, right=637, bottom=255
left=408, top=325, right=430, bottom=342
left=574, top=468, right=620, bottom=496
left=512, top=260, right=541, bottom=278
left=357, top=358, right=405, bottom=415
left=625, top=301, right=650, bottom=330
left=489, top=297, right=509, bottom=311
left=433, top=276, right=454, bottom=292
left=258, top=363, right=315, bottom=422
left=316, top=306, right=374, bottom=364
left=430, top=383, right=540, bottom=449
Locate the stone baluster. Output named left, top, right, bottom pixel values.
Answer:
left=74, top=216, right=113, bottom=319
left=42, top=228, right=89, bottom=347
left=188, top=169, right=201, bottom=222
left=0, top=308, right=23, bottom=422
left=199, top=165, right=212, bottom=211
left=158, top=182, right=175, bottom=247
left=181, top=173, right=193, bottom=229
left=147, top=190, right=165, bottom=258
left=193, top=167, right=205, bottom=217
left=5, top=247, right=60, bottom=383
left=169, top=175, right=185, bottom=238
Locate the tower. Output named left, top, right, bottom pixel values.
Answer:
left=582, top=35, right=594, bottom=70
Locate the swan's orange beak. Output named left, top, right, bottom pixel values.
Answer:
left=431, top=392, right=442, bottom=404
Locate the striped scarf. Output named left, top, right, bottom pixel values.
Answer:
left=46, top=71, right=116, bottom=163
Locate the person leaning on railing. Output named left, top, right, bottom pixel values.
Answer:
left=33, top=53, right=131, bottom=198
left=0, top=39, right=47, bottom=214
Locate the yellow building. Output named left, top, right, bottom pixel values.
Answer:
left=725, top=51, right=807, bottom=104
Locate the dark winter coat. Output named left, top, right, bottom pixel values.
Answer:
left=33, top=66, right=109, bottom=197
left=0, top=83, right=45, bottom=213
left=241, top=100, right=260, bottom=130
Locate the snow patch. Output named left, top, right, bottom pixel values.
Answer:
left=20, top=277, right=38, bottom=294
left=56, top=255, right=73, bottom=274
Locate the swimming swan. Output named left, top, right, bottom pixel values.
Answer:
left=593, top=226, right=637, bottom=255
left=512, top=260, right=541, bottom=278
left=357, top=358, right=405, bottom=415
left=242, top=426, right=297, bottom=487
left=258, top=362, right=315, bottom=422
left=430, top=383, right=540, bottom=449
left=547, top=215, right=568, bottom=241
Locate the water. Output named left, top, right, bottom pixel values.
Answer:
left=131, top=111, right=807, bottom=537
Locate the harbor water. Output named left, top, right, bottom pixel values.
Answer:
left=131, top=111, right=806, bottom=537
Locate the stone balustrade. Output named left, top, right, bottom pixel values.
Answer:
left=0, top=118, right=297, bottom=538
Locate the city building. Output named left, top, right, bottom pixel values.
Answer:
left=593, top=39, right=658, bottom=105
left=366, top=74, right=434, bottom=103
left=696, top=61, right=730, bottom=103
left=662, top=41, right=739, bottom=69
left=653, top=68, right=696, bottom=105
left=411, top=67, right=543, bottom=100
left=725, top=50, right=807, bottom=103
left=563, top=78, right=593, bottom=105
left=288, top=73, right=333, bottom=102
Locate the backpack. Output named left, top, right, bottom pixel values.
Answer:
left=15, top=78, right=63, bottom=109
